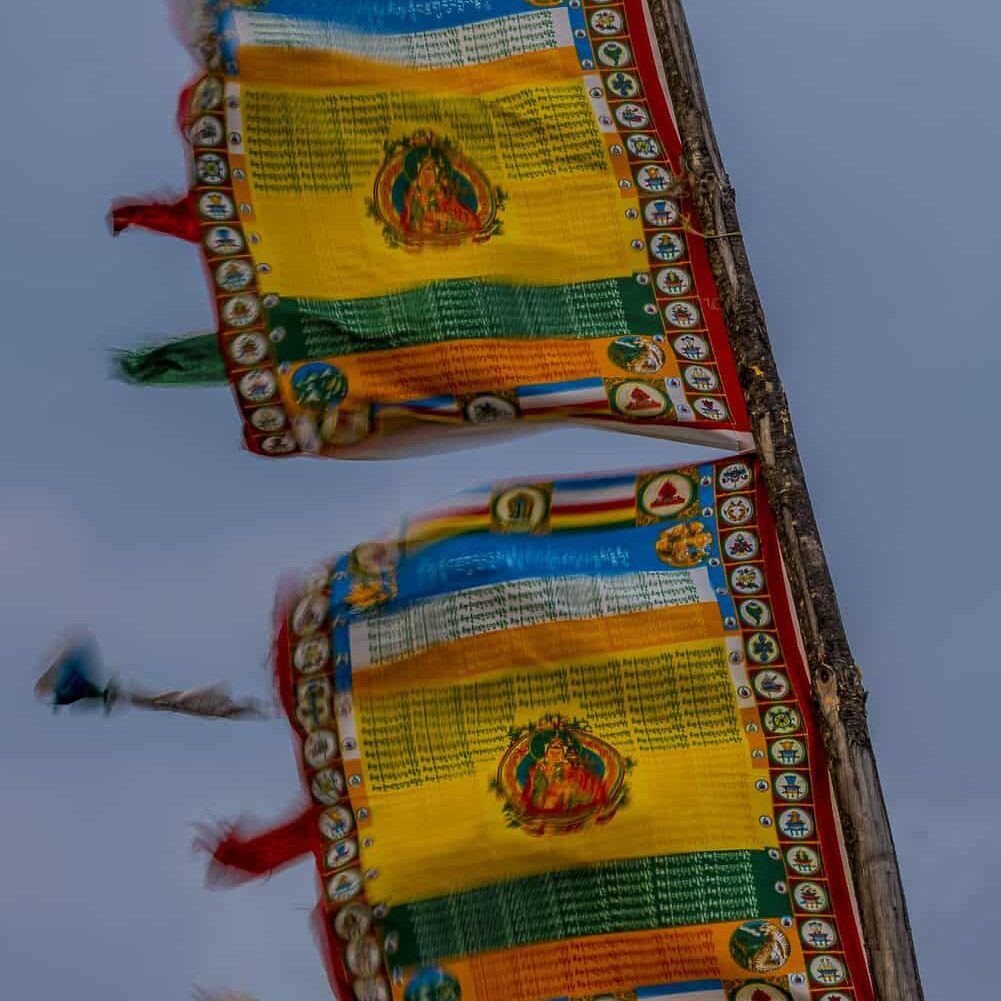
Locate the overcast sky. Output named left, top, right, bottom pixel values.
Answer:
left=1, top=2, right=997, bottom=998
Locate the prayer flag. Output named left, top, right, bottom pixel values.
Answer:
left=116, top=1, right=751, bottom=457
left=212, top=455, right=872, bottom=1001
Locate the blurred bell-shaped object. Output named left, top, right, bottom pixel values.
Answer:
left=35, top=631, right=116, bottom=712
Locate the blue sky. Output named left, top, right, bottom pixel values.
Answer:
left=1, top=2, right=998, bottom=998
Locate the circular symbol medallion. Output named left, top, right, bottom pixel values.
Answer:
left=191, top=76, right=223, bottom=112
left=775, top=771, right=810, bottom=801
left=657, top=266, right=693, bottom=297
left=249, top=406, right=286, bottom=432
left=672, top=334, right=710, bottom=362
left=295, top=635, right=330, bottom=674
left=665, top=300, right=702, bottom=329
left=304, top=729, right=339, bottom=768
left=325, top=837, right=359, bottom=871
left=492, top=485, right=550, bottom=533
left=615, top=102, right=650, bottom=129
left=683, top=364, right=718, bottom=392
left=354, top=976, right=390, bottom=1001
left=718, top=462, right=753, bottom=491
left=293, top=593, right=327, bottom=635
left=325, top=868, right=363, bottom=903
left=607, top=335, right=665, bottom=374
left=649, top=231, right=686, bottom=262
left=693, top=396, right=729, bottom=421
left=809, top=956, right=847, bottom=987
left=753, top=670, right=791, bottom=702
left=195, top=152, right=228, bottom=185
left=763, top=705, right=802, bottom=735
left=190, top=115, right=224, bottom=147
left=291, top=362, right=348, bottom=411
left=771, top=737, right=807, bottom=768
left=333, top=902, right=373, bottom=941
left=346, top=934, right=382, bottom=976
left=719, top=496, right=753, bottom=527
left=590, top=8, right=624, bottom=33
left=725, top=531, right=760, bottom=561
left=786, top=844, right=822, bottom=875
left=801, top=918, right=838, bottom=950
left=465, top=394, right=518, bottom=424
left=215, top=258, right=254, bottom=291
left=778, top=807, right=814, bottom=840
left=198, top=190, right=234, bottom=220
left=639, top=472, right=696, bottom=518
left=606, top=70, right=640, bottom=99
left=311, top=767, right=346, bottom=805
left=626, top=133, right=662, bottom=159
left=729, top=984, right=792, bottom=1001
left=644, top=198, right=680, bottom=227
left=610, top=380, right=671, bottom=418
left=746, top=630, right=780, bottom=664
left=730, top=564, right=766, bottom=594
left=221, top=294, right=261, bottom=328
left=238, top=368, right=276, bottom=402
left=728, top=920, right=791, bottom=973
left=597, top=39, right=632, bottom=67
left=204, top=225, right=244, bottom=256
left=794, top=880, right=830, bottom=912
left=635, top=163, right=672, bottom=191
left=228, top=331, right=269, bottom=366
left=319, top=805, right=355, bottom=841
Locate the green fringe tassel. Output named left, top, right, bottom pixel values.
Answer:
left=113, top=333, right=227, bottom=386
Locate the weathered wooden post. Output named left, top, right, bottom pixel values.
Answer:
left=647, top=3, right=924, bottom=999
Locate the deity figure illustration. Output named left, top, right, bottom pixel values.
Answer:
left=493, top=716, right=632, bottom=835
left=369, top=133, right=505, bottom=248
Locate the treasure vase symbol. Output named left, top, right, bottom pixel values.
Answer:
left=369, top=132, right=506, bottom=249
left=491, top=716, right=633, bottom=835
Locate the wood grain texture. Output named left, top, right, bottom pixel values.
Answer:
left=645, top=3, right=925, bottom=998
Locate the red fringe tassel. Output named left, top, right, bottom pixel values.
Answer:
left=196, top=805, right=319, bottom=887
left=109, top=193, right=200, bottom=242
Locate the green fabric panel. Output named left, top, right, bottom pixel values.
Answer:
left=271, top=277, right=659, bottom=363
left=113, top=334, right=227, bottom=386
left=385, top=849, right=786, bottom=966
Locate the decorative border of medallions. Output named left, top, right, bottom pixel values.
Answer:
left=714, top=457, right=871, bottom=1001
left=280, top=569, right=391, bottom=1001
left=580, top=0, right=741, bottom=429
left=184, top=73, right=299, bottom=458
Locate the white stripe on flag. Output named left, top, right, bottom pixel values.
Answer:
left=349, top=568, right=718, bottom=669
left=551, top=482, right=635, bottom=509
left=231, top=9, right=573, bottom=67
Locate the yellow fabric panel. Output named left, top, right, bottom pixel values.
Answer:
left=353, top=603, right=725, bottom=688
left=351, top=638, right=776, bottom=904
left=362, top=742, right=769, bottom=905
left=237, top=44, right=582, bottom=93
left=237, top=79, right=643, bottom=300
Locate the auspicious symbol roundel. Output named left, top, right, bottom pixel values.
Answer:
left=493, top=716, right=632, bottom=835
left=369, top=132, right=505, bottom=249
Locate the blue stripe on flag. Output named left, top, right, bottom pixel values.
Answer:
left=517, top=377, right=604, bottom=397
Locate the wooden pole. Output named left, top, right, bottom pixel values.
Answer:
left=646, top=3, right=924, bottom=999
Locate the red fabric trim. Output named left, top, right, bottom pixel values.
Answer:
left=200, top=804, right=319, bottom=887
left=623, top=0, right=752, bottom=434
left=109, top=193, right=200, bottom=242
left=756, top=463, right=876, bottom=1001
left=274, top=607, right=356, bottom=1001
left=177, top=76, right=200, bottom=133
